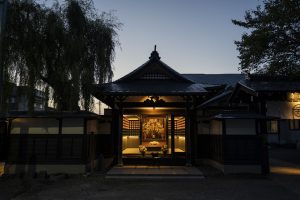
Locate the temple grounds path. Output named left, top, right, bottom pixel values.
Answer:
left=1, top=147, right=300, bottom=200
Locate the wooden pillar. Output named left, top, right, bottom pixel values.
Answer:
left=171, top=114, right=175, bottom=156
left=185, top=103, right=192, bottom=166
left=5, top=120, right=11, bottom=162
left=191, top=109, right=197, bottom=164
left=222, top=119, right=226, bottom=164
left=260, top=99, right=270, bottom=174
left=57, top=118, right=62, bottom=160
left=165, top=115, right=168, bottom=152
left=111, top=108, right=117, bottom=158
left=83, top=118, right=88, bottom=163
left=139, top=114, right=143, bottom=145
left=0, top=120, right=8, bottom=161
left=117, top=107, right=123, bottom=166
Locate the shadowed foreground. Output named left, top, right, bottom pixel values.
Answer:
left=1, top=147, right=300, bottom=200
left=1, top=171, right=300, bottom=200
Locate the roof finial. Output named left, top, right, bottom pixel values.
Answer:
left=149, top=45, right=160, bottom=60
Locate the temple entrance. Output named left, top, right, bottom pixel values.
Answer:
left=122, top=114, right=186, bottom=158
left=92, top=49, right=204, bottom=166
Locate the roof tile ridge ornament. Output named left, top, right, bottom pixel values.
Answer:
left=149, top=45, right=161, bottom=60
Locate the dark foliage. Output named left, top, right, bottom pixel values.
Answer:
left=2, top=0, right=120, bottom=111
left=232, top=0, right=300, bottom=75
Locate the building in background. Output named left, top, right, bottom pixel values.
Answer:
left=6, top=83, right=47, bottom=111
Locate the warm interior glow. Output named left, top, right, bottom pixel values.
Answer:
left=0, top=162, right=4, bottom=176
left=122, top=114, right=186, bottom=155
left=271, top=166, right=300, bottom=176
left=123, top=136, right=139, bottom=139
left=288, top=92, right=300, bottom=102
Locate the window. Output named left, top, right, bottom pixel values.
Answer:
left=267, top=120, right=279, bottom=134
left=289, top=119, right=300, bottom=130
left=140, top=73, right=170, bottom=80
left=129, top=120, right=140, bottom=136
left=123, top=117, right=140, bottom=136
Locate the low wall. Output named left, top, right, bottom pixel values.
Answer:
left=5, top=164, right=86, bottom=174
left=196, top=134, right=263, bottom=174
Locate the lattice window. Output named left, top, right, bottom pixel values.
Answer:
left=129, top=120, right=140, bottom=136
left=175, top=117, right=185, bottom=135
left=140, top=73, right=170, bottom=80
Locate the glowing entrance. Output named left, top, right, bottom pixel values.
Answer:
left=122, top=114, right=186, bottom=157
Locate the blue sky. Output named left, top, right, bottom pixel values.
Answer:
left=41, top=0, right=261, bottom=80
left=92, top=0, right=261, bottom=80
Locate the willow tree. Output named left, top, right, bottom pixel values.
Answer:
left=2, top=0, right=120, bottom=111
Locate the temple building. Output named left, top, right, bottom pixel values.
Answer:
left=1, top=48, right=299, bottom=175
left=92, top=48, right=268, bottom=173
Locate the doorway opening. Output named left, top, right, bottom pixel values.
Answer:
left=122, top=114, right=186, bottom=157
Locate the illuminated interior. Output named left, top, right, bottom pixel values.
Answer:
left=122, top=114, right=186, bottom=156
left=174, top=116, right=186, bottom=152
left=287, top=92, right=300, bottom=102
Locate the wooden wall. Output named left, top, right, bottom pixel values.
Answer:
left=196, top=135, right=262, bottom=165
left=7, top=134, right=85, bottom=164
left=223, top=135, right=262, bottom=165
left=0, top=121, right=7, bottom=161
left=197, top=135, right=223, bottom=163
left=4, top=117, right=114, bottom=166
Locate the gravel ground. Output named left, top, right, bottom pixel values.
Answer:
left=0, top=171, right=299, bottom=200
left=1, top=148, right=300, bottom=200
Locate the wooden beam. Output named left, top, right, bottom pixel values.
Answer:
left=123, top=108, right=185, bottom=115
left=57, top=118, right=62, bottom=160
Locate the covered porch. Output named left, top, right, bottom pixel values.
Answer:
left=92, top=48, right=213, bottom=166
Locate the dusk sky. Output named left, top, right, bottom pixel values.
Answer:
left=92, top=0, right=261, bottom=80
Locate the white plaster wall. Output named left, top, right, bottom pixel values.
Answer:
left=87, top=119, right=97, bottom=134
left=267, top=134, right=280, bottom=144
left=175, top=136, right=185, bottom=151
left=278, top=120, right=300, bottom=144
left=210, top=120, right=222, bottom=135
left=122, top=136, right=139, bottom=150
left=11, top=118, right=59, bottom=134
left=267, top=101, right=300, bottom=119
left=226, top=119, right=256, bottom=135
left=197, top=122, right=210, bottom=135
left=62, top=118, right=84, bottom=134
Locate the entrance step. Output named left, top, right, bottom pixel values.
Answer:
left=122, top=157, right=186, bottom=166
left=105, top=166, right=204, bottom=180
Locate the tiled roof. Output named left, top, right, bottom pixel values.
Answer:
left=94, top=80, right=207, bottom=95
left=182, top=74, right=246, bottom=86
left=5, top=111, right=99, bottom=118
left=238, top=79, right=300, bottom=92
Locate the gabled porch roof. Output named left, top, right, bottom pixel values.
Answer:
left=92, top=48, right=209, bottom=102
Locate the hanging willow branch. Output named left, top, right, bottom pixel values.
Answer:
left=2, top=0, right=121, bottom=112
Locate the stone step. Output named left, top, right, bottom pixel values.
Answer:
left=105, top=166, right=204, bottom=180
left=105, top=175, right=204, bottom=180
